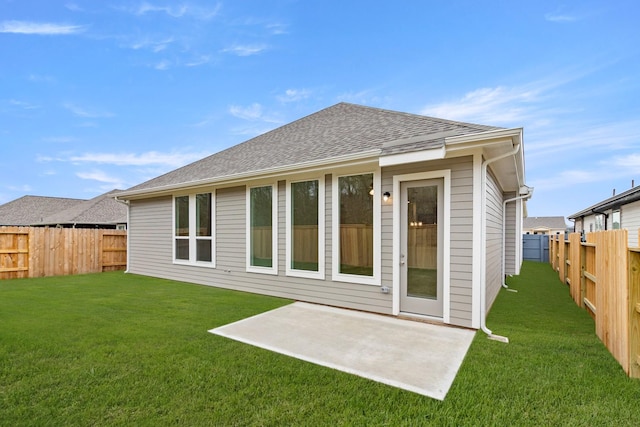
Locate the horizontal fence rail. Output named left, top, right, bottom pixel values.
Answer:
left=0, top=226, right=126, bottom=280
left=549, top=230, right=640, bottom=378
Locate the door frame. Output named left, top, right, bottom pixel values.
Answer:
left=392, top=170, right=451, bottom=322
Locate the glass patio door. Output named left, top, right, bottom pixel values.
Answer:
left=399, top=179, right=444, bottom=317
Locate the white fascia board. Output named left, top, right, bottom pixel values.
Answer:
left=117, top=150, right=381, bottom=200
left=379, top=146, right=445, bottom=167
left=445, top=128, right=523, bottom=148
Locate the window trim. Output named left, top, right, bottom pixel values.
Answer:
left=331, top=170, right=381, bottom=286
left=286, top=177, right=325, bottom=280
left=172, top=192, right=216, bottom=268
left=246, top=183, right=279, bottom=275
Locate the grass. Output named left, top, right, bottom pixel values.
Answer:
left=1, top=262, right=640, bottom=426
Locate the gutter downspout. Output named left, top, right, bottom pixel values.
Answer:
left=480, top=140, right=521, bottom=343
left=502, top=190, right=533, bottom=290
left=115, top=196, right=131, bottom=274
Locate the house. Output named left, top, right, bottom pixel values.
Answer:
left=569, top=184, right=640, bottom=247
left=116, top=103, right=530, bottom=331
left=0, top=190, right=127, bottom=229
left=0, top=195, right=85, bottom=226
left=523, top=216, right=568, bottom=235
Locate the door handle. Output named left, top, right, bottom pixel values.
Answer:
left=400, top=254, right=405, bottom=265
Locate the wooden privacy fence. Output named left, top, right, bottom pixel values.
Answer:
left=0, top=227, right=127, bottom=280
left=549, top=230, right=640, bottom=378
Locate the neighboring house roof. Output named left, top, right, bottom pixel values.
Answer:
left=35, top=189, right=127, bottom=226
left=124, top=102, right=501, bottom=194
left=0, top=196, right=85, bottom=226
left=523, top=216, right=568, bottom=230
left=0, top=190, right=127, bottom=227
left=568, top=186, right=640, bottom=219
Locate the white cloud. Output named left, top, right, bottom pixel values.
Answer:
left=336, top=89, right=389, bottom=106
left=65, top=3, right=82, bottom=12
left=185, top=55, right=213, bottom=67
left=277, top=88, right=311, bottom=103
left=221, top=44, right=268, bottom=56
left=68, top=150, right=208, bottom=168
left=27, top=74, right=55, bottom=83
left=611, top=153, right=640, bottom=172
left=42, top=136, right=76, bottom=143
left=9, top=99, right=39, bottom=110
left=6, top=184, right=33, bottom=192
left=421, top=85, right=542, bottom=125
left=63, top=103, right=114, bottom=118
left=526, top=119, right=640, bottom=157
left=229, top=103, right=263, bottom=120
left=154, top=60, right=171, bottom=70
left=266, top=22, right=288, bottom=35
left=130, top=36, right=174, bottom=52
left=0, top=20, right=86, bottom=35
left=76, top=170, right=124, bottom=186
left=545, top=10, right=579, bottom=23
left=229, top=103, right=282, bottom=124
left=132, top=2, right=221, bottom=19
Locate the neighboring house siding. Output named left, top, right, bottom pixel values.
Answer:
left=128, top=183, right=392, bottom=315
left=485, top=170, right=504, bottom=311
left=382, top=156, right=474, bottom=328
left=623, top=200, right=640, bottom=247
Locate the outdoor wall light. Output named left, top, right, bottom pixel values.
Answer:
left=383, top=191, right=391, bottom=202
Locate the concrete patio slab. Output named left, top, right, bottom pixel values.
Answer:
left=208, top=302, right=475, bottom=400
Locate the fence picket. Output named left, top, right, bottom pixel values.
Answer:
left=0, top=226, right=126, bottom=280
left=550, top=229, right=637, bottom=377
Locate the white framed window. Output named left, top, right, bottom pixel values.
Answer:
left=173, top=192, right=215, bottom=267
left=286, top=178, right=325, bottom=279
left=332, top=171, right=381, bottom=286
left=612, top=210, right=621, bottom=229
left=246, top=183, right=278, bottom=275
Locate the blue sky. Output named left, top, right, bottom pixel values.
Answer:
left=1, top=1, right=639, bottom=220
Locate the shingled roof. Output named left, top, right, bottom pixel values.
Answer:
left=125, top=102, right=500, bottom=193
left=0, top=190, right=127, bottom=227
left=0, top=196, right=84, bottom=226
left=36, top=190, right=127, bottom=226
left=523, top=216, right=568, bottom=230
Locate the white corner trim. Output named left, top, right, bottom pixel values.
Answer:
left=379, top=146, right=446, bottom=167
left=391, top=169, right=451, bottom=323
left=471, top=153, right=482, bottom=329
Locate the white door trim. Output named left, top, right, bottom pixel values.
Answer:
left=392, top=170, right=451, bottom=323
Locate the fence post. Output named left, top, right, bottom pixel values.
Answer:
left=580, top=242, right=587, bottom=310
left=628, top=248, right=640, bottom=378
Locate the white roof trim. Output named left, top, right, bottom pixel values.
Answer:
left=117, top=149, right=381, bottom=199
left=379, top=146, right=445, bottom=167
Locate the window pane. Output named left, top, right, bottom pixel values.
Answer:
left=613, top=211, right=621, bottom=230
left=196, top=239, right=212, bottom=262
left=175, top=196, right=189, bottom=237
left=292, top=180, right=319, bottom=271
left=196, top=193, right=212, bottom=237
left=175, top=239, right=189, bottom=260
left=338, top=174, right=373, bottom=276
left=250, top=186, right=273, bottom=267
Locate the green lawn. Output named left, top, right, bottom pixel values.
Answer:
left=1, top=262, right=639, bottom=426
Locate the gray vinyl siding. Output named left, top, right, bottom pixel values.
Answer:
left=128, top=180, right=392, bottom=315
left=128, top=156, right=477, bottom=327
left=382, top=156, right=474, bottom=328
left=504, top=194, right=517, bottom=275
left=623, top=200, right=640, bottom=247
left=485, top=170, right=504, bottom=311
